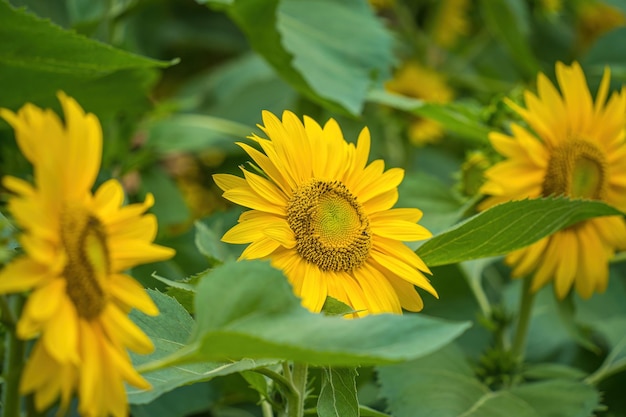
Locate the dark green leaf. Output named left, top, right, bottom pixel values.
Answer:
left=317, top=367, right=359, bottom=417
left=417, top=197, right=623, bottom=267
left=0, top=0, right=172, bottom=117
left=479, top=0, right=540, bottom=77
left=129, top=290, right=276, bottom=404
left=139, top=260, right=470, bottom=370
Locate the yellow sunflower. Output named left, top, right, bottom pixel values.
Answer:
left=385, top=61, right=454, bottom=146
left=430, top=0, right=471, bottom=48
left=214, top=111, right=437, bottom=316
left=0, top=93, right=175, bottom=416
left=576, top=1, right=626, bottom=51
left=480, top=62, right=626, bottom=299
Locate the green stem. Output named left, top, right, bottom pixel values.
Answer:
left=511, top=278, right=536, bottom=362
left=254, top=367, right=296, bottom=397
left=261, top=399, right=275, bottom=417
left=287, top=363, right=308, bottom=417
left=2, top=295, right=25, bottom=417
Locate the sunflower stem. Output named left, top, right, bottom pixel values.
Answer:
left=2, top=295, right=25, bottom=417
left=286, top=362, right=308, bottom=417
left=511, top=277, right=536, bottom=362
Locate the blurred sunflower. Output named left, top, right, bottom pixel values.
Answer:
left=576, top=0, right=625, bottom=51
left=0, top=93, right=175, bottom=417
left=214, top=111, right=437, bottom=316
left=430, top=0, right=471, bottom=48
left=385, top=61, right=454, bottom=146
left=480, top=62, right=626, bottom=299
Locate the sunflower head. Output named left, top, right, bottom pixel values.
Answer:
left=480, top=62, right=626, bottom=299
left=0, top=93, right=175, bottom=416
left=214, top=111, right=437, bottom=317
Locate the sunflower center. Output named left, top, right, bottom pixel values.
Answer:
left=60, top=205, right=109, bottom=319
left=287, top=179, right=371, bottom=271
left=542, top=139, right=607, bottom=199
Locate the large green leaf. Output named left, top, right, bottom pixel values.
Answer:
left=203, top=0, right=393, bottom=115
left=138, top=260, right=470, bottom=370
left=0, top=0, right=171, bottom=117
left=417, top=197, right=623, bottom=267
left=128, top=290, right=276, bottom=404
left=378, top=344, right=600, bottom=417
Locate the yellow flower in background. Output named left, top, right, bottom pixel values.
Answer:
left=539, top=0, right=563, bottom=14
left=0, top=93, right=175, bottom=417
left=576, top=0, right=625, bottom=50
left=385, top=61, right=454, bottom=146
left=214, top=111, right=437, bottom=316
left=368, top=0, right=395, bottom=11
left=430, top=0, right=471, bottom=48
left=480, top=62, right=626, bottom=299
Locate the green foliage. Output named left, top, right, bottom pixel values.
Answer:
left=0, top=0, right=171, bottom=117
left=3, top=0, right=626, bottom=415
left=203, top=0, right=393, bottom=115
left=417, top=197, right=623, bottom=267
left=139, top=261, right=470, bottom=370
left=378, top=344, right=601, bottom=417
left=129, top=290, right=276, bottom=404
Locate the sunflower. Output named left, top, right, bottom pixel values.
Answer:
left=576, top=1, right=625, bottom=52
left=0, top=93, right=175, bottom=416
left=480, top=62, right=626, bottom=299
left=385, top=61, right=454, bottom=146
left=430, top=0, right=471, bottom=48
left=214, top=111, right=437, bottom=316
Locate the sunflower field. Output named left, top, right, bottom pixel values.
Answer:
left=2, top=0, right=626, bottom=416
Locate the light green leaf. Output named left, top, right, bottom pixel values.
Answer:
left=203, top=0, right=393, bottom=115
left=318, top=367, right=359, bottom=417
left=145, top=114, right=252, bottom=154
left=367, top=90, right=491, bottom=144
left=139, top=260, right=470, bottom=370
left=0, top=0, right=172, bottom=117
left=378, top=344, right=600, bottom=417
left=129, top=290, right=276, bottom=404
left=417, top=197, right=623, bottom=267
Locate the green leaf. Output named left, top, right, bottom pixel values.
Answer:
left=194, top=220, right=232, bottom=264
left=367, top=90, right=491, bottom=144
left=321, top=296, right=357, bottom=317
left=241, top=370, right=270, bottom=400
left=204, top=0, right=393, bottom=115
left=128, top=290, right=276, bottom=404
left=0, top=0, right=172, bottom=117
left=317, top=367, right=359, bottom=417
left=378, top=344, right=600, bottom=417
left=479, top=0, right=540, bottom=77
left=509, top=380, right=600, bottom=417
left=417, top=197, right=623, bottom=267
left=139, top=260, right=470, bottom=370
